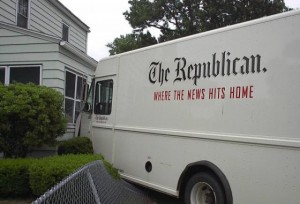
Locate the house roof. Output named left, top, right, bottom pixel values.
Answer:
left=48, top=0, right=91, bottom=33
left=0, top=22, right=97, bottom=68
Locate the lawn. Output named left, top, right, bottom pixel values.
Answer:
left=0, top=199, right=33, bottom=204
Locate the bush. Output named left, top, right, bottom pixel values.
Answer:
left=0, top=158, right=36, bottom=197
left=29, top=154, right=103, bottom=196
left=57, top=137, right=93, bottom=155
left=0, top=154, right=104, bottom=197
left=0, top=83, right=67, bottom=158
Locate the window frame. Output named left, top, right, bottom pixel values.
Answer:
left=82, top=79, right=94, bottom=113
left=64, top=69, right=87, bottom=124
left=16, top=0, right=30, bottom=29
left=94, top=79, right=114, bottom=115
left=0, top=65, right=41, bottom=85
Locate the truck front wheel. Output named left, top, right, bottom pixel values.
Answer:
left=184, top=172, right=225, bottom=204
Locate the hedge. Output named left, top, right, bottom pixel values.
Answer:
left=29, top=154, right=104, bottom=195
left=0, top=158, right=35, bottom=197
left=0, top=154, right=106, bottom=197
left=57, top=137, right=93, bottom=155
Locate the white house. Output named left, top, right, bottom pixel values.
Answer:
left=0, top=0, right=98, bottom=139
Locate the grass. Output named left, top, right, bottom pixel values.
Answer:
left=0, top=198, right=33, bottom=204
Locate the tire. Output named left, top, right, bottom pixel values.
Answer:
left=184, top=172, right=225, bottom=204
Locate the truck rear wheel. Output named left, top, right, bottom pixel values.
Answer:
left=184, top=172, right=225, bottom=204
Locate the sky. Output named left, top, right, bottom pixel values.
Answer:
left=59, top=0, right=300, bottom=61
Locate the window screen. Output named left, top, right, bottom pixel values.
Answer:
left=62, top=23, right=69, bottom=41
left=9, top=66, right=40, bottom=84
left=65, top=71, right=76, bottom=98
left=76, top=76, right=86, bottom=100
left=94, top=80, right=113, bottom=115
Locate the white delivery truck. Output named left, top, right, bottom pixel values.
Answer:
left=81, top=10, right=300, bottom=204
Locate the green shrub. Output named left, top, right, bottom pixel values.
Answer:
left=57, top=137, right=93, bottom=155
left=28, top=154, right=103, bottom=196
left=0, top=158, right=36, bottom=197
left=0, top=83, right=67, bottom=158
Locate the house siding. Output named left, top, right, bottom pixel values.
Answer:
left=30, top=3, right=62, bottom=37
left=0, top=0, right=88, bottom=53
left=30, top=0, right=88, bottom=52
left=0, top=0, right=16, bottom=24
left=0, top=28, right=95, bottom=94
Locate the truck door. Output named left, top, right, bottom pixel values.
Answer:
left=92, top=77, right=116, bottom=163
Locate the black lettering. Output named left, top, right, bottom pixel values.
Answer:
left=192, top=63, right=201, bottom=86
left=226, top=52, right=231, bottom=76
left=174, top=57, right=187, bottom=83
left=241, top=56, right=249, bottom=74
left=233, top=58, right=240, bottom=75
left=149, top=62, right=160, bottom=84
left=221, top=51, right=226, bottom=76
left=212, top=53, right=220, bottom=77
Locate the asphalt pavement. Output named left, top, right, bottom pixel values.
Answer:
left=135, top=185, right=182, bottom=204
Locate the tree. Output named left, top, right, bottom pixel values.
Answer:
left=0, top=83, right=67, bottom=158
left=107, top=31, right=157, bottom=55
left=124, top=0, right=289, bottom=42
left=107, top=0, right=289, bottom=55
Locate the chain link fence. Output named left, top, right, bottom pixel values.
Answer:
left=32, top=160, right=154, bottom=204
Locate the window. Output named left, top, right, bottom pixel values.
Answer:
left=94, top=80, right=113, bottom=115
left=0, top=66, right=40, bottom=85
left=62, top=23, right=69, bottom=41
left=10, top=66, right=40, bottom=84
left=17, top=0, right=29, bottom=28
left=0, top=68, right=5, bottom=84
left=65, top=70, right=87, bottom=123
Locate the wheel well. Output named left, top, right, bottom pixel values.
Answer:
left=177, top=161, right=233, bottom=204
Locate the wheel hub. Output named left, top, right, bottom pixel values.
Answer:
left=190, top=182, right=217, bottom=204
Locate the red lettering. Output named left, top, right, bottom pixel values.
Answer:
left=230, top=87, right=235, bottom=99
left=236, top=86, right=241, bottom=98
left=209, top=87, right=225, bottom=99
left=209, top=88, right=213, bottom=99
left=188, top=89, right=205, bottom=100
left=154, top=91, right=171, bottom=101
left=188, top=89, right=194, bottom=100
left=230, top=86, right=254, bottom=99
left=196, top=89, right=205, bottom=100
left=174, top=90, right=184, bottom=100
left=241, top=86, right=249, bottom=98
left=221, top=87, right=225, bottom=99
left=250, top=86, right=254, bottom=98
